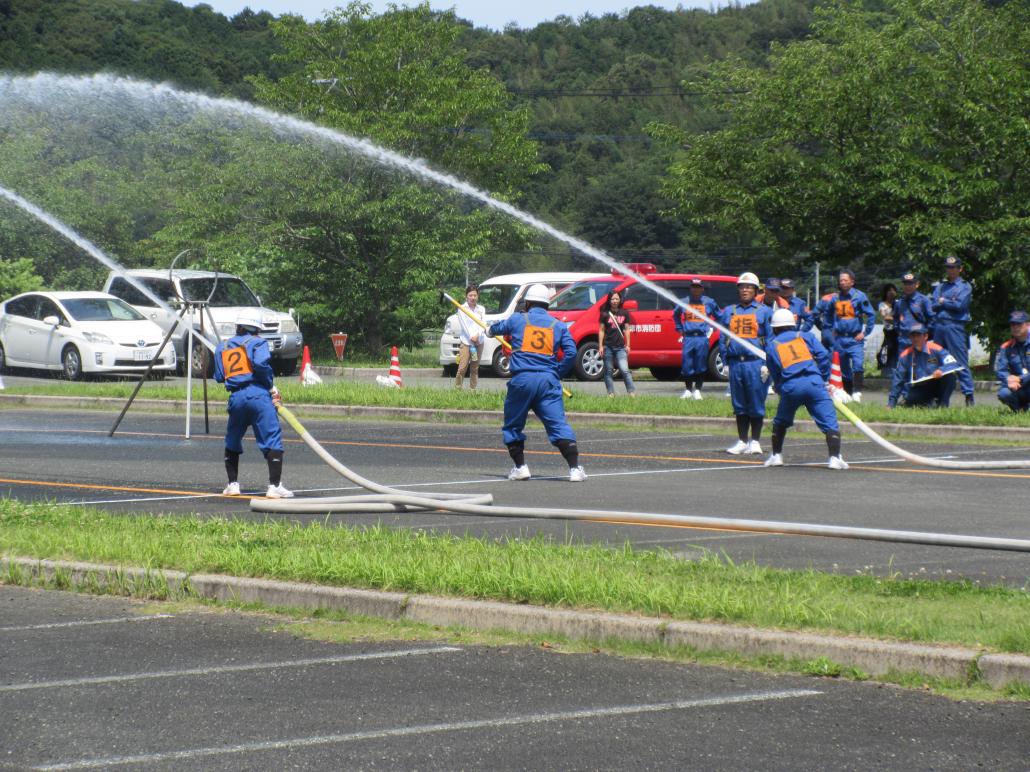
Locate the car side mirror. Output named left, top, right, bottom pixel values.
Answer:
left=42, top=315, right=61, bottom=327
left=621, top=300, right=639, bottom=310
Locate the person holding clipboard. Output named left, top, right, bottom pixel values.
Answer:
left=886, top=323, right=962, bottom=409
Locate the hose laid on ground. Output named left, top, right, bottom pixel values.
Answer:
left=252, top=406, right=1030, bottom=553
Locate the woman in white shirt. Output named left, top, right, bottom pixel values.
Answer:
left=455, top=285, right=486, bottom=390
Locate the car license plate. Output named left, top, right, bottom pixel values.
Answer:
left=134, top=350, right=154, bottom=361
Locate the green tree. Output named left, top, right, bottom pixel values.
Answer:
left=0, top=256, right=44, bottom=297
left=653, top=0, right=1030, bottom=345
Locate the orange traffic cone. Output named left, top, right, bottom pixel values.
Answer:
left=299, top=345, right=322, bottom=386
left=829, top=350, right=843, bottom=391
left=388, top=346, right=403, bottom=387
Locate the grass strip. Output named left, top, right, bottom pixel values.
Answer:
left=2, top=499, right=1029, bottom=654
left=4, top=380, right=1029, bottom=427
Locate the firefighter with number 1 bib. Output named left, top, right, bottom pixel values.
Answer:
left=487, top=283, right=585, bottom=482
left=213, top=309, right=293, bottom=498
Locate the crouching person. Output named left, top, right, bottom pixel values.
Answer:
left=763, top=308, right=847, bottom=470
left=996, top=310, right=1030, bottom=412
left=887, top=323, right=958, bottom=409
left=487, top=283, right=586, bottom=482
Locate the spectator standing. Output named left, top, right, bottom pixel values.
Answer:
left=877, top=283, right=899, bottom=371
left=780, top=278, right=811, bottom=330
left=932, top=255, right=975, bottom=406
left=718, top=272, right=772, bottom=454
left=763, top=308, right=847, bottom=470
left=487, top=284, right=585, bottom=482
left=454, top=285, right=486, bottom=390
left=996, top=310, right=1030, bottom=412
left=598, top=289, right=636, bottom=397
left=887, top=323, right=959, bottom=408
left=895, top=272, right=935, bottom=352
left=824, top=269, right=876, bottom=401
left=673, top=279, right=719, bottom=400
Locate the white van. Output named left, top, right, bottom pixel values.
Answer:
left=439, top=272, right=600, bottom=377
left=103, top=269, right=303, bottom=376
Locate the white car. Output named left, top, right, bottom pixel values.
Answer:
left=0, top=291, right=176, bottom=380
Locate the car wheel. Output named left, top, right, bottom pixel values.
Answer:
left=492, top=348, right=511, bottom=378
left=648, top=367, right=681, bottom=381
left=273, top=358, right=298, bottom=377
left=62, top=345, right=84, bottom=381
left=189, top=341, right=212, bottom=378
left=707, top=346, right=729, bottom=382
left=442, top=364, right=458, bottom=377
left=574, top=340, right=604, bottom=381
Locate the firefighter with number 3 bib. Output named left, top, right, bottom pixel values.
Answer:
left=213, top=309, right=293, bottom=498
left=487, top=283, right=586, bottom=482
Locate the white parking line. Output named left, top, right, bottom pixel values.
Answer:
left=34, top=688, right=821, bottom=769
left=0, top=646, right=460, bottom=693
left=0, top=615, right=174, bottom=632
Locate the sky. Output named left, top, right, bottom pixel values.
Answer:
left=195, top=1, right=749, bottom=31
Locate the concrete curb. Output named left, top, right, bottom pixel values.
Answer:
left=4, top=556, right=1028, bottom=689
left=3, top=393, right=1029, bottom=442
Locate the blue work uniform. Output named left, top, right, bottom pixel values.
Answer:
left=765, top=329, right=839, bottom=433
left=786, top=295, right=812, bottom=331
left=488, top=308, right=577, bottom=446
left=887, top=341, right=959, bottom=408
left=894, top=291, right=934, bottom=351
left=931, top=277, right=974, bottom=396
left=805, top=293, right=836, bottom=351
left=825, top=289, right=876, bottom=381
left=673, top=296, right=719, bottom=379
left=718, top=301, right=772, bottom=417
left=214, top=333, right=283, bottom=454
left=995, top=337, right=1030, bottom=412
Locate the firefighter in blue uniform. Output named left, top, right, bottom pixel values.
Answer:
left=487, top=283, right=585, bottom=482
left=779, top=278, right=812, bottom=331
left=894, top=272, right=935, bottom=352
left=932, top=255, right=975, bottom=405
left=718, top=272, right=772, bottom=455
left=824, top=269, right=876, bottom=402
left=213, top=309, right=292, bottom=498
left=996, top=310, right=1030, bottom=412
left=673, top=278, right=719, bottom=400
left=886, top=323, right=959, bottom=409
left=763, top=308, right=847, bottom=470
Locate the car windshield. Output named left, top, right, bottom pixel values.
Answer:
left=61, top=297, right=146, bottom=322
left=476, top=284, right=519, bottom=315
left=550, top=280, right=620, bottom=311
left=180, top=277, right=260, bottom=307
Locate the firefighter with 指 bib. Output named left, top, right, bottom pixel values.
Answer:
left=487, top=283, right=586, bottom=482
left=213, top=309, right=293, bottom=498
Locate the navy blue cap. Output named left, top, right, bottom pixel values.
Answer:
left=779, top=278, right=795, bottom=289
left=1008, top=310, right=1029, bottom=324
left=908, top=323, right=928, bottom=335
left=688, top=278, right=704, bottom=287
left=944, top=255, right=962, bottom=268
left=764, top=278, right=781, bottom=291
left=901, top=272, right=916, bottom=283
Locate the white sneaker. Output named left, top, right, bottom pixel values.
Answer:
left=746, top=440, right=763, bottom=455
left=680, top=389, right=691, bottom=399
left=222, top=482, right=241, bottom=496
left=726, top=439, right=749, bottom=455
left=767, top=385, right=775, bottom=395
left=569, top=466, right=587, bottom=482
left=265, top=483, right=294, bottom=498
left=763, top=453, right=784, bottom=467
left=693, top=389, right=703, bottom=400
left=828, top=456, right=850, bottom=471
left=851, top=391, right=862, bottom=403
left=508, top=465, right=531, bottom=481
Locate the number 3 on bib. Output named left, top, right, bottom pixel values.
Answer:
left=521, top=325, right=555, bottom=355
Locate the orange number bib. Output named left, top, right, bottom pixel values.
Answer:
left=729, top=314, right=758, bottom=338
left=776, top=337, right=813, bottom=369
left=834, top=300, right=856, bottom=319
left=220, top=345, right=253, bottom=378
left=687, top=304, right=708, bottom=320
left=521, top=325, right=555, bottom=355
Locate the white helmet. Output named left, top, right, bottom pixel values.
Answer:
left=524, top=283, right=552, bottom=305
left=771, top=308, right=796, bottom=328
left=236, top=309, right=264, bottom=332
left=737, top=272, right=760, bottom=287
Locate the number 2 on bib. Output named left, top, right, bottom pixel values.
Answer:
left=221, top=346, right=253, bottom=377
